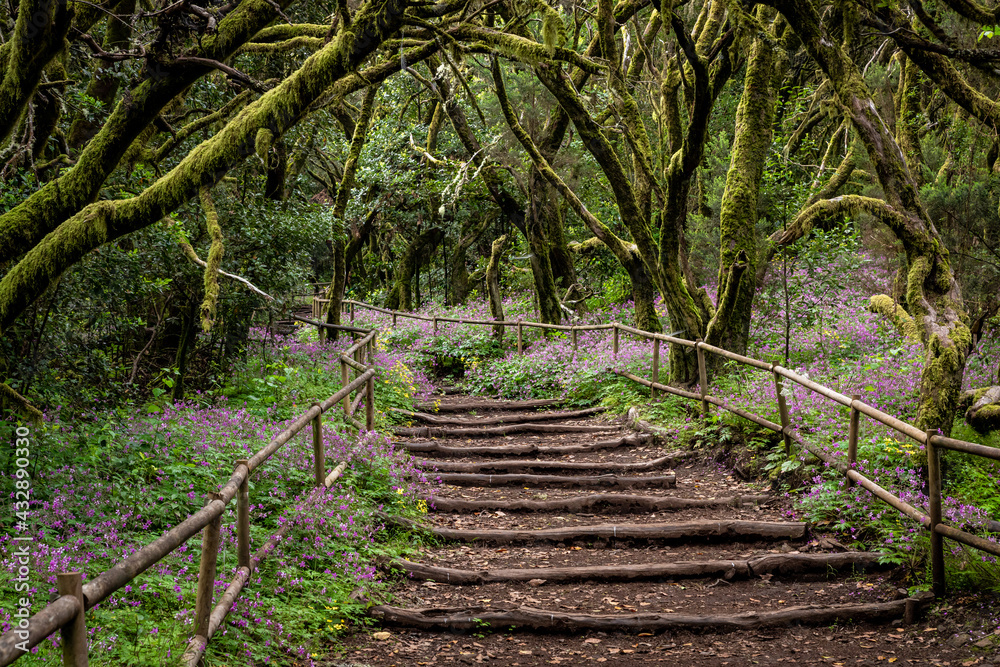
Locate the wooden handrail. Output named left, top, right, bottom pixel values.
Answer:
left=335, top=296, right=1000, bottom=596
left=0, top=316, right=385, bottom=666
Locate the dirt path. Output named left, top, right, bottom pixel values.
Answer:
left=328, top=397, right=993, bottom=666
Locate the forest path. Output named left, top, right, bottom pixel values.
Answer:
left=332, top=396, right=979, bottom=667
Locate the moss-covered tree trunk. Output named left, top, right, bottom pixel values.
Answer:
left=385, top=227, right=444, bottom=311
left=770, top=0, right=970, bottom=434
left=706, top=14, right=787, bottom=355
left=449, top=212, right=490, bottom=305
left=171, top=301, right=197, bottom=402
left=486, top=234, right=508, bottom=338
left=526, top=180, right=564, bottom=324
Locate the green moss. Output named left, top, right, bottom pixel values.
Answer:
left=868, top=294, right=921, bottom=342
left=199, top=186, right=223, bottom=332
left=917, top=326, right=970, bottom=434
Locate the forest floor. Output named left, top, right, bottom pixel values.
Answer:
left=320, top=396, right=1000, bottom=666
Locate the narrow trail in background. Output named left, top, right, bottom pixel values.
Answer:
left=334, top=396, right=979, bottom=667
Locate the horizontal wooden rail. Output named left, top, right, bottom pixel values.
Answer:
left=0, top=596, right=80, bottom=666
left=337, top=296, right=999, bottom=599
left=931, top=434, right=1000, bottom=461
left=0, top=312, right=386, bottom=666
left=292, top=314, right=371, bottom=335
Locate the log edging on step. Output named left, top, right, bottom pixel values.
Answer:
left=393, top=406, right=607, bottom=426
left=382, top=514, right=808, bottom=543
left=394, top=423, right=617, bottom=437
left=419, top=454, right=679, bottom=474
left=370, top=595, right=932, bottom=632
left=414, top=398, right=562, bottom=413
left=389, top=552, right=886, bottom=585
left=428, top=472, right=677, bottom=488
left=423, top=493, right=772, bottom=513
left=399, top=433, right=653, bottom=456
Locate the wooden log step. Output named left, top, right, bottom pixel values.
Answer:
left=429, top=472, right=677, bottom=488
left=390, top=551, right=886, bottom=585
left=399, top=433, right=653, bottom=456
left=415, top=398, right=562, bottom=413
left=419, top=454, right=678, bottom=474
left=392, top=406, right=606, bottom=426
left=394, top=423, right=617, bottom=437
left=383, top=515, right=808, bottom=544
left=370, top=595, right=931, bottom=632
left=423, top=493, right=772, bottom=513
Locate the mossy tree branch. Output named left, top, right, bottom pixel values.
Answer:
left=0, top=0, right=298, bottom=265
left=0, top=0, right=423, bottom=330
left=198, top=185, right=223, bottom=332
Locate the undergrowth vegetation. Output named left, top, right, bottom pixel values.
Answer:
left=0, top=327, right=435, bottom=666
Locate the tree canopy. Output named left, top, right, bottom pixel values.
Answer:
left=2, top=0, right=1000, bottom=433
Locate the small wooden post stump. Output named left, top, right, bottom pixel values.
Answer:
left=696, top=340, right=709, bottom=416
left=927, top=430, right=945, bottom=598
left=651, top=339, right=660, bottom=399
left=194, top=493, right=223, bottom=639
left=847, top=394, right=860, bottom=487
left=366, top=375, right=375, bottom=430
left=236, top=460, right=250, bottom=569
left=57, top=572, right=87, bottom=667
left=312, top=403, right=325, bottom=486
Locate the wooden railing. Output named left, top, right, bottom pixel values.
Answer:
left=329, top=297, right=1000, bottom=597
left=0, top=328, right=381, bottom=666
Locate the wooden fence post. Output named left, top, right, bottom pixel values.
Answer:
left=311, top=404, right=325, bottom=486
left=613, top=324, right=619, bottom=356
left=571, top=327, right=578, bottom=353
left=57, top=572, right=87, bottom=667
left=194, top=493, right=222, bottom=639
left=433, top=317, right=439, bottom=335
left=366, top=374, right=375, bottom=430
left=772, top=365, right=792, bottom=455
left=340, top=358, right=350, bottom=414
left=236, top=460, right=250, bottom=569
left=651, top=339, right=660, bottom=399
left=350, top=301, right=355, bottom=322
left=927, top=430, right=946, bottom=598
left=392, top=311, right=397, bottom=327
left=847, top=394, right=860, bottom=487
left=517, top=322, right=523, bottom=355
left=696, top=341, right=709, bottom=416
